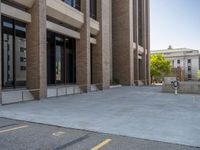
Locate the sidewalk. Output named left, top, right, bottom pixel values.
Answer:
left=0, top=86, right=200, bottom=147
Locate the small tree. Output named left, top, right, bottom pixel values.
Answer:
left=197, top=70, right=200, bottom=80
left=150, top=54, right=171, bottom=82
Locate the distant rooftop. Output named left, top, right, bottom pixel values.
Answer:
left=151, top=47, right=199, bottom=54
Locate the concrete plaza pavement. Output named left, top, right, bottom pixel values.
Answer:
left=0, top=86, right=200, bottom=147
left=0, top=118, right=199, bottom=150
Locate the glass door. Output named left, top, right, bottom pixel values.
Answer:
left=55, top=36, right=64, bottom=84
left=47, top=31, right=56, bottom=85
left=47, top=31, right=76, bottom=85
left=66, top=38, right=76, bottom=84
left=90, top=44, right=94, bottom=84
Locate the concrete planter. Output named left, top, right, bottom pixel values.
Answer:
left=162, top=81, right=200, bottom=94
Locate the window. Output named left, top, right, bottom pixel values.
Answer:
left=20, top=66, right=26, bottom=71
left=188, top=66, right=191, bottom=71
left=63, top=0, right=73, bottom=6
left=63, top=0, right=80, bottom=10
left=20, top=57, right=26, bottom=62
left=2, top=16, right=27, bottom=88
left=188, top=74, right=192, bottom=80
left=90, top=0, right=97, bottom=20
left=2, top=17, right=14, bottom=87
left=7, top=44, right=10, bottom=51
left=20, top=47, right=26, bottom=52
left=188, top=59, right=191, bottom=64
left=75, top=0, right=80, bottom=10
left=172, top=60, right=174, bottom=67
left=3, top=21, right=13, bottom=29
left=177, top=60, right=180, bottom=64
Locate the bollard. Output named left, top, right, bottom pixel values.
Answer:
left=175, top=87, right=178, bottom=95
left=171, top=80, right=180, bottom=95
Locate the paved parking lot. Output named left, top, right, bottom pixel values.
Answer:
left=0, top=86, right=200, bottom=147
left=0, top=118, right=199, bottom=150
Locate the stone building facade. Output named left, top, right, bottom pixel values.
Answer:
left=112, top=0, right=150, bottom=85
left=0, top=0, right=150, bottom=103
left=151, top=48, right=200, bottom=81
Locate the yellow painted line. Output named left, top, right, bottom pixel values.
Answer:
left=0, top=125, right=28, bottom=133
left=91, top=139, right=112, bottom=150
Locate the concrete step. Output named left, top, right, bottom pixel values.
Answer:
left=90, top=84, right=99, bottom=92
left=47, top=85, right=82, bottom=98
left=138, top=80, right=144, bottom=86
left=2, top=89, right=34, bottom=104
left=110, top=85, right=122, bottom=89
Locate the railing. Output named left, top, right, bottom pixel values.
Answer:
left=1, top=89, right=40, bottom=105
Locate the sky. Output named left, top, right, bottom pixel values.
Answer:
left=150, top=0, right=200, bottom=50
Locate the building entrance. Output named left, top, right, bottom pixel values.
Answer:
left=47, top=31, right=76, bottom=85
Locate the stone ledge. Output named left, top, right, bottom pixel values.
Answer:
left=110, top=85, right=122, bottom=89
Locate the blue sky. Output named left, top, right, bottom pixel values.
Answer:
left=150, top=0, right=200, bottom=50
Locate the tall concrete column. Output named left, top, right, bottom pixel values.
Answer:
left=93, top=0, right=112, bottom=89
left=0, top=0, right=2, bottom=104
left=76, top=0, right=91, bottom=91
left=140, top=0, right=147, bottom=85
left=109, top=1, right=113, bottom=85
left=146, top=0, right=151, bottom=85
left=134, top=0, right=139, bottom=85
left=112, top=0, right=134, bottom=85
left=129, top=0, right=134, bottom=85
left=26, top=0, right=47, bottom=99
